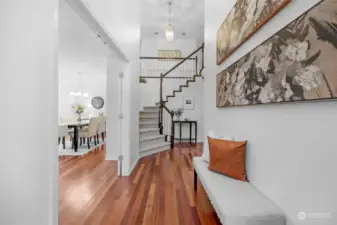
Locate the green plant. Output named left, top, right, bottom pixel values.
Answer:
left=72, top=104, right=85, bottom=115
left=173, top=108, right=183, bottom=119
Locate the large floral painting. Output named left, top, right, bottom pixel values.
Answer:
left=216, top=0, right=337, bottom=107
left=217, top=0, right=291, bottom=65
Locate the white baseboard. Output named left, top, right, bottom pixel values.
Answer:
left=127, top=156, right=140, bottom=176
left=106, top=156, right=118, bottom=161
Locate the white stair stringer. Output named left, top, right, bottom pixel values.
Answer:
left=139, top=106, right=171, bottom=157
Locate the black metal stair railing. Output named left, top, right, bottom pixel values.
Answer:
left=140, top=43, right=204, bottom=148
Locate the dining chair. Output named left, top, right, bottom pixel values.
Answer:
left=58, top=125, right=68, bottom=149
left=77, top=117, right=100, bottom=149
left=97, top=116, right=107, bottom=142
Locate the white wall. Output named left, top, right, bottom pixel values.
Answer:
left=140, top=38, right=204, bottom=141
left=204, top=0, right=337, bottom=225
left=0, top=0, right=58, bottom=224
left=106, top=57, right=121, bottom=161
left=58, top=66, right=107, bottom=120
left=169, top=80, right=204, bottom=142
left=84, top=0, right=141, bottom=175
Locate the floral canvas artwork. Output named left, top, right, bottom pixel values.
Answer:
left=216, top=0, right=337, bottom=107
left=216, top=0, right=291, bottom=65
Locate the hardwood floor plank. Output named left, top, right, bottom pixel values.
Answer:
left=59, top=144, right=220, bottom=225
left=142, top=183, right=156, bottom=225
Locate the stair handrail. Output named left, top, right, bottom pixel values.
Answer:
left=162, top=43, right=204, bottom=77
left=158, top=43, right=204, bottom=148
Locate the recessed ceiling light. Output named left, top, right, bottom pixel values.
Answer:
left=182, top=32, right=186, bottom=35
left=154, top=32, right=159, bottom=35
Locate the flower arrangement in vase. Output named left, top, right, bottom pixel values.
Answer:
left=72, top=104, right=85, bottom=122
left=173, top=108, right=184, bottom=121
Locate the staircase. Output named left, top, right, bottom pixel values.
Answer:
left=139, top=106, right=170, bottom=157
left=162, top=73, right=203, bottom=104
left=139, top=43, right=204, bottom=156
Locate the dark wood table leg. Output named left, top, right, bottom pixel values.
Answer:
left=74, top=126, right=78, bottom=152
left=180, top=122, right=182, bottom=143
left=195, top=122, right=197, bottom=145
left=189, top=122, right=192, bottom=144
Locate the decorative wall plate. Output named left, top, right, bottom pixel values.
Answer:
left=91, top=96, right=104, bottom=109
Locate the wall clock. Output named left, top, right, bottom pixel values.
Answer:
left=91, top=96, right=104, bottom=109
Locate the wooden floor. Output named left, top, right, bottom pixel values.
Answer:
left=59, top=144, right=221, bottom=225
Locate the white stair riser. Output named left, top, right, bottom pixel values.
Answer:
left=140, top=118, right=158, bottom=123
left=139, top=144, right=171, bottom=157
left=140, top=112, right=159, bottom=117
left=143, top=107, right=159, bottom=110
left=140, top=138, right=166, bottom=148
left=140, top=131, right=161, bottom=139
left=141, top=110, right=159, bottom=114
left=140, top=123, right=158, bottom=129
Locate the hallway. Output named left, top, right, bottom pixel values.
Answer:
left=59, top=144, right=220, bottom=225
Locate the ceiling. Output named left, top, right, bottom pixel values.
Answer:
left=141, top=0, right=204, bottom=40
left=59, top=0, right=110, bottom=76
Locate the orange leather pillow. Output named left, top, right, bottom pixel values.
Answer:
left=208, top=137, right=248, bottom=182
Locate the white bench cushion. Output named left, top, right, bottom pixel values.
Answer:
left=193, top=157, right=285, bottom=225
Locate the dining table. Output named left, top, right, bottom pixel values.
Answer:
left=59, top=121, right=89, bottom=152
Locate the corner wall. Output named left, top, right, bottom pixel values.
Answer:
left=204, top=0, right=336, bottom=225
left=83, top=0, right=141, bottom=175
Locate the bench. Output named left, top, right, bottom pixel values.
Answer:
left=193, top=157, right=285, bottom=225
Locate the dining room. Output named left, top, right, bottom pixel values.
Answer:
left=58, top=0, right=110, bottom=157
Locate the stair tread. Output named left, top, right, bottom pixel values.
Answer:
left=143, top=106, right=159, bottom=109
left=140, top=134, right=165, bottom=142
left=140, top=115, right=159, bottom=118
left=139, top=121, right=158, bottom=125
left=139, top=110, right=159, bottom=114
left=140, top=141, right=170, bottom=152
left=139, top=128, right=160, bottom=133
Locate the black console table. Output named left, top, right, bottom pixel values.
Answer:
left=173, top=121, right=197, bottom=145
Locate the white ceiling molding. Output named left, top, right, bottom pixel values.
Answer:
left=59, top=0, right=111, bottom=75
left=65, top=0, right=129, bottom=62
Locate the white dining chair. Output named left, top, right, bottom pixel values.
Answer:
left=58, top=125, right=68, bottom=149
left=77, top=117, right=100, bottom=149
left=97, top=116, right=107, bottom=142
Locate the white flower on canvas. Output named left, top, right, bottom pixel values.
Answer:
left=281, top=75, right=294, bottom=100
left=256, top=56, right=271, bottom=73
left=226, top=71, right=231, bottom=84
left=224, top=84, right=236, bottom=105
left=259, top=82, right=276, bottom=103
left=254, top=0, right=267, bottom=22
left=230, top=29, right=240, bottom=49
left=234, top=70, right=246, bottom=97
left=254, top=43, right=273, bottom=61
left=295, top=65, right=323, bottom=91
left=284, top=41, right=309, bottom=62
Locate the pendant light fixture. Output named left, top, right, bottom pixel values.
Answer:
left=69, top=73, right=89, bottom=97
left=165, top=1, right=174, bottom=42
